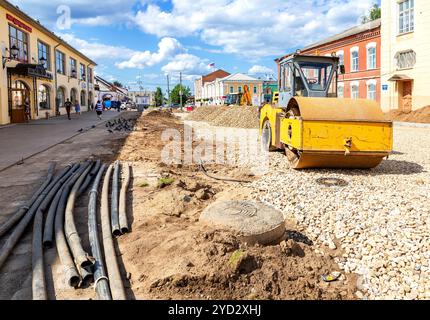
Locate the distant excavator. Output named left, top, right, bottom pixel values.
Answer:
left=225, top=85, right=252, bottom=106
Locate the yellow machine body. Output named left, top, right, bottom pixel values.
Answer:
left=260, top=97, right=394, bottom=169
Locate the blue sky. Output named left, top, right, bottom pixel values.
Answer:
left=10, top=0, right=379, bottom=93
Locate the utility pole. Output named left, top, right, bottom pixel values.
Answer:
left=179, top=72, right=183, bottom=110
left=167, top=74, right=171, bottom=108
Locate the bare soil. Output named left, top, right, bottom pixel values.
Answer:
left=385, top=106, right=430, bottom=123
left=115, top=110, right=356, bottom=300
left=187, top=106, right=259, bottom=129
left=0, top=109, right=356, bottom=300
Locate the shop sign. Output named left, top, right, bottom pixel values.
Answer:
left=6, top=14, right=32, bottom=33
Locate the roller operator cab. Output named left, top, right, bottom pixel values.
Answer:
left=260, top=54, right=393, bottom=169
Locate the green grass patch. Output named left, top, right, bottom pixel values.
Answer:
left=229, top=250, right=245, bottom=266
left=138, top=181, right=149, bottom=187
left=158, top=177, right=175, bottom=188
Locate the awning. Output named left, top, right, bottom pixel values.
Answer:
left=387, top=74, right=413, bottom=81
left=7, top=63, right=53, bottom=80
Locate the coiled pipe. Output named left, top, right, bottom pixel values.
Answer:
left=111, top=161, right=121, bottom=237
left=0, top=162, right=56, bottom=238
left=32, top=164, right=75, bottom=300
left=88, top=164, right=112, bottom=299
left=65, top=162, right=94, bottom=268
left=119, top=162, right=131, bottom=234
left=78, top=159, right=101, bottom=195
left=55, top=162, right=92, bottom=287
left=42, top=163, right=80, bottom=249
left=101, top=164, right=126, bottom=300
left=0, top=163, right=60, bottom=270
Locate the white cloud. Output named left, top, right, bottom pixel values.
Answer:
left=133, top=0, right=375, bottom=58
left=116, top=37, right=184, bottom=69
left=9, top=0, right=134, bottom=28
left=248, top=65, right=274, bottom=75
left=161, top=53, right=212, bottom=77
left=59, top=34, right=135, bottom=60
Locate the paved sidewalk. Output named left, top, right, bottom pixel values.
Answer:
left=0, top=110, right=124, bottom=171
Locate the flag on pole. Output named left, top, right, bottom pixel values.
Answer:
left=209, top=63, right=215, bottom=68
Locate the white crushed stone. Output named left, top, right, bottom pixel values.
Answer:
left=250, top=125, right=430, bottom=300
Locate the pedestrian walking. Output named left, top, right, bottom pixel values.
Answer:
left=74, top=100, right=81, bottom=115
left=65, top=98, right=72, bottom=120
left=95, top=100, right=103, bottom=120
left=24, top=100, right=31, bottom=123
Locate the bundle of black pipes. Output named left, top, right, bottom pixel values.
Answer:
left=0, top=160, right=133, bottom=300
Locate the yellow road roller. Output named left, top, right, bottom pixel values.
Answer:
left=260, top=53, right=393, bottom=169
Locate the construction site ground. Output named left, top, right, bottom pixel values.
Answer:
left=0, top=107, right=429, bottom=300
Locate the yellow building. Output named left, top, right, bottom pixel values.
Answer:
left=0, top=0, right=97, bottom=125
left=381, top=0, right=429, bottom=112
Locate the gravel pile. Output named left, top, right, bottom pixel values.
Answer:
left=250, top=125, right=430, bottom=300
left=187, top=106, right=259, bottom=129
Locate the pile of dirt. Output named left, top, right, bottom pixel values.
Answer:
left=127, top=227, right=356, bottom=300
left=385, top=106, right=430, bottom=123
left=146, top=109, right=176, bottom=118
left=113, top=112, right=356, bottom=300
left=187, top=106, right=259, bottom=129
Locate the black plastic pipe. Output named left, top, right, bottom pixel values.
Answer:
left=0, top=163, right=66, bottom=270
left=88, top=163, right=112, bottom=300
left=101, top=164, right=126, bottom=300
left=78, top=159, right=101, bottom=195
left=54, top=162, right=92, bottom=287
left=119, top=163, right=131, bottom=234
left=32, top=165, right=74, bottom=300
left=65, top=162, right=94, bottom=268
left=0, top=163, right=56, bottom=238
left=79, top=266, right=94, bottom=287
left=42, top=164, right=80, bottom=249
left=111, top=161, right=121, bottom=237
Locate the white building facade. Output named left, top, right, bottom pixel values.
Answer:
left=381, top=0, right=430, bottom=112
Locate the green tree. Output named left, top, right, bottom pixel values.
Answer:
left=170, top=84, right=191, bottom=106
left=154, top=87, right=164, bottom=107
left=362, top=4, right=381, bottom=23
left=113, top=80, right=123, bottom=88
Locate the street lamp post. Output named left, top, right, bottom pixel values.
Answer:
left=2, top=44, right=19, bottom=69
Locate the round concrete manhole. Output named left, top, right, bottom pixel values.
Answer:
left=200, top=200, right=285, bottom=245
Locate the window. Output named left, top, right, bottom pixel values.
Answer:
left=395, top=50, right=416, bottom=70
left=338, top=84, right=344, bottom=98
left=351, top=50, right=359, bottom=72
left=9, top=25, right=28, bottom=62
left=298, top=62, right=333, bottom=91
left=230, top=86, right=234, bottom=93
left=88, top=67, right=93, bottom=83
left=351, top=83, right=359, bottom=99
left=70, top=58, right=77, bottom=78
left=367, top=84, right=376, bottom=100
left=56, top=51, right=65, bottom=75
left=281, top=63, right=292, bottom=91
left=399, top=0, right=414, bottom=34
left=56, top=87, right=65, bottom=108
left=37, top=41, right=50, bottom=70
left=338, top=54, right=344, bottom=66
left=367, top=47, right=376, bottom=70
left=70, top=88, right=78, bottom=103
left=238, top=86, right=242, bottom=93
left=80, top=90, right=86, bottom=106
left=38, top=85, right=50, bottom=110
left=80, top=64, right=86, bottom=81
left=253, top=86, right=257, bottom=94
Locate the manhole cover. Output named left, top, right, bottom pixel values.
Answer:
left=200, top=200, right=285, bottom=245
